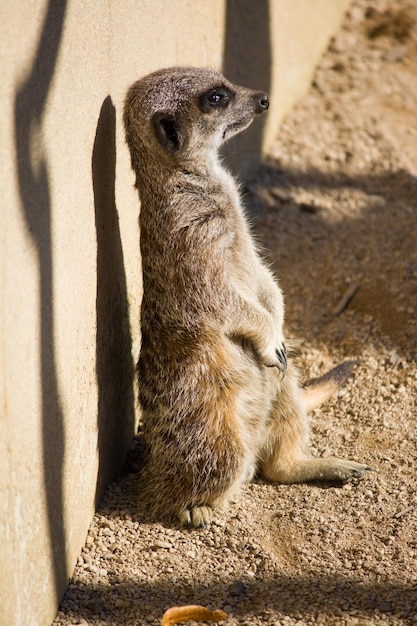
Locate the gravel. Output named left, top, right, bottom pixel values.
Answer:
left=54, top=1, right=417, bottom=624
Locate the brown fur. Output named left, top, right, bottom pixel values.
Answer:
left=124, top=67, right=369, bottom=527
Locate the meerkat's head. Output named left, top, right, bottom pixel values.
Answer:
left=124, top=66, right=269, bottom=181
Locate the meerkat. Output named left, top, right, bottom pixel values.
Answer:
left=124, top=66, right=370, bottom=528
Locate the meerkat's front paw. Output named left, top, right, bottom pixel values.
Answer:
left=275, top=343, right=287, bottom=373
left=259, top=341, right=287, bottom=374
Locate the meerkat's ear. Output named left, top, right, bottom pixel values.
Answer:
left=152, top=112, right=184, bottom=154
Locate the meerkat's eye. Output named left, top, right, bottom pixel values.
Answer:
left=199, top=87, right=232, bottom=113
left=208, top=91, right=225, bottom=104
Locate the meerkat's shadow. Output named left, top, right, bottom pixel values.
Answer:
left=92, top=96, right=136, bottom=507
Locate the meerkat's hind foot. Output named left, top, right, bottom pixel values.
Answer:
left=264, top=457, right=371, bottom=485
left=178, top=505, right=214, bottom=528
left=318, top=458, right=372, bottom=482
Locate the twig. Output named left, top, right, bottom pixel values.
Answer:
left=394, top=505, right=413, bottom=519
left=333, top=283, right=360, bottom=315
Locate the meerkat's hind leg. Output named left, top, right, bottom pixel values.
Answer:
left=260, top=366, right=371, bottom=485
left=261, top=428, right=372, bottom=484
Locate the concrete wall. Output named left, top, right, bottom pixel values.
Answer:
left=0, top=1, right=349, bottom=624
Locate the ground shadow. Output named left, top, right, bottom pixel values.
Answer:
left=247, top=163, right=417, bottom=359
left=92, top=96, right=136, bottom=505
left=57, top=574, right=417, bottom=624
left=222, top=0, right=271, bottom=179
left=13, top=0, right=68, bottom=607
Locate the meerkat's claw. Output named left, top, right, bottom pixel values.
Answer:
left=349, top=464, right=372, bottom=479
left=275, top=345, right=287, bottom=373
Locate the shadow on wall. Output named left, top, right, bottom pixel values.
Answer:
left=13, top=0, right=68, bottom=608
left=92, top=96, right=135, bottom=507
left=222, top=0, right=271, bottom=179
left=13, top=0, right=136, bottom=613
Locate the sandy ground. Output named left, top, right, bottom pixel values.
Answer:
left=54, top=1, right=417, bottom=624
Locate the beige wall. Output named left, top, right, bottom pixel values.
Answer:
left=0, top=1, right=349, bottom=624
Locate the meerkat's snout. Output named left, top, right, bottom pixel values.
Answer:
left=218, top=88, right=270, bottom=144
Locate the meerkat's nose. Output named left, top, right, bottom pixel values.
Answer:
left=255, top=93, right=269, bottom=113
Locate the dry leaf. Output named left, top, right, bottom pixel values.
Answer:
left=161, top=604, right=227, bottom=626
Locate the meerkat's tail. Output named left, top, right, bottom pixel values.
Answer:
left=300, top=360, right=359, bottom=412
